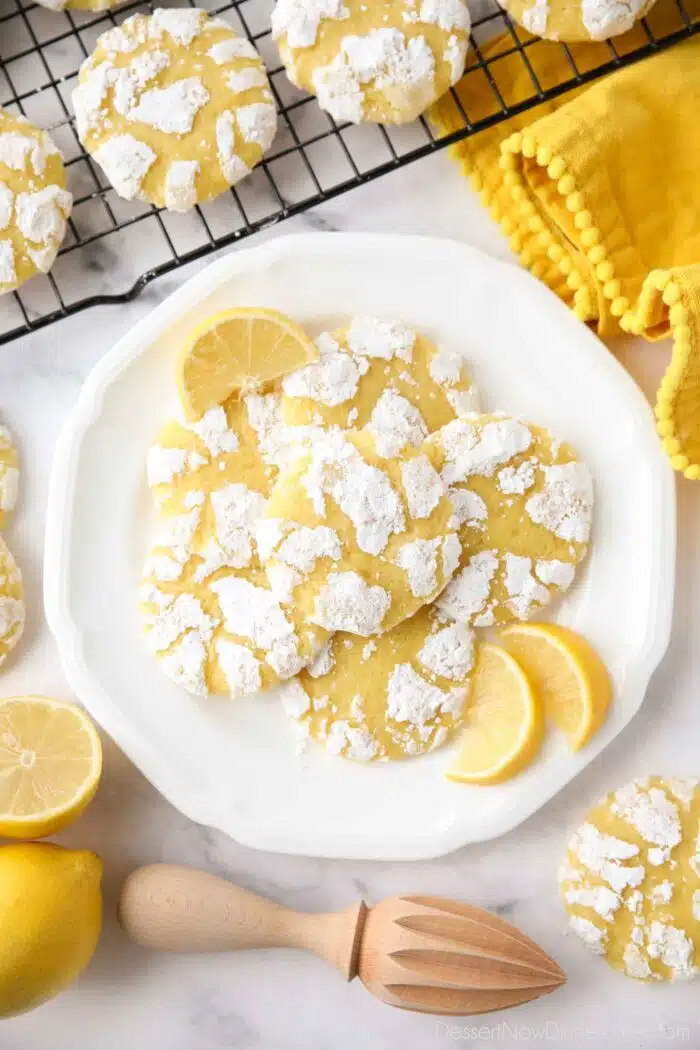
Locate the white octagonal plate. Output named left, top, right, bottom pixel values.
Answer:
left=45, top=233, right=675, bottom=861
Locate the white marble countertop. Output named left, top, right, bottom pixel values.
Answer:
left=1, top=152, right=697, bottom=1050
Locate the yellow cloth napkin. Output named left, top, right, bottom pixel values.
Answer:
left=432, top=7, right=700, bottom=477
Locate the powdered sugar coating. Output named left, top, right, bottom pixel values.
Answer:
left=129, top=78, right=210, bottom=134
left=610, top=781, right=682, bottom=852
left=581, top=0, right=647, bottom=38
left=143, top=590, right=218, bottom=657
left=226, top=67, right=270, bottom=93
left=569, top=915, right=607, bottom=955
left=498, top=461, right=536, bottom=495
left=565, top=885, right=620, bottom=922
left=282, top=331, right=369, bottom=407
left=188, top=407, right=240, bottom=457
left=73, top=10, right=276, bottom=211
left=401, top=456, right=444, bottom=519
left=93, top=136, right=156, bottom=202
left=448, top=488, right=487, bottom=529
left=236, top=103, right=278, bottom=147
left=215, top=638, right=262, bottom=698
left=418, top=621, right=474, bottom=680
left=435, top=550, right=498, bottom=623
left=164, top=160, right=200, bottom=212
left=439, top=417, right=533, bottom=484
left=311, top=572, right=391, bottom=634
left=346, top=317, right=416, bottom=361
left=387, top=662, right=461, bottom=724
left=396, top=537, right=440, bottom=597
left=276, top=525, right=342, bottom=573
left=272, top=0, right=350, bottom=47
left=535, top=559, right=576, bottom=590
left=526, top=462, right=593, bottom=543
left=246, top=391, right=326, bottom=472
left=149, top=8, right=208, bottom=46
left=521, top=0, right=550, bottom=34
left=209, top=38, right=259, bottom=63
left=367, top=390, right=428, bottom=459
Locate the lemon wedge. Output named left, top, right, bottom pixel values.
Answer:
left=499, top=623, right=611, bottom=751
left=177, top=307, right=319, bottom=420
left=447, top=643, right=543, bottom=785
left=0, top=696, right=102, bottom=838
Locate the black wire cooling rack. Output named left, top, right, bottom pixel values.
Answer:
left=0, top=0, right=698, bottom=344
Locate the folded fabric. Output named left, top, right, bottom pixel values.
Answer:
left=432, top=4, right=700, bottom=477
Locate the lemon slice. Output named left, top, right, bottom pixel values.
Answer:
left=499, top=623, right=611, bottom=751
left=0, top=697, right=102, bottom=838
left=177, top=307, right=319, bottom=420
left=446, top=643, right=543, bottom=785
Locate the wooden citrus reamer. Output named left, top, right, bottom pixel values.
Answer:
left=119, top=864, right=566, bottom=1015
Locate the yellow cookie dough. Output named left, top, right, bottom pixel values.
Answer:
left=423, top=414, right=593, bottom=627
left=0, top=109, right=72, bottom=296
left=561, top=777, right=700, bottom=982
left=140, top=401, right=328, bottom=699
left=271, top=0, right=471, bottom=125
left=281, top=316, right=478, bottom=454
left=260, top=428, right=460, bottom=638
left=73, top=10, right=277, bottom=212
left=0, top=537, right=24, bottom=670
left=0, top=425, right=19, bottom=531
left=503, top=0, right=656, bottom=41
left=283, top=604, right=474, bottom=760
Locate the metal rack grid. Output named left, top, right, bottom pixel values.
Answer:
left=0, top=0, right=698, bottom=344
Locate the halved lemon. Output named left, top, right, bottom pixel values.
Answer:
left=447, top=643, right=543, bottom=785
left=499, top=623, right=611, bottom=751
left=0, top=696, right=102, bottom=838
left=177, top=307, right=319, bottom=420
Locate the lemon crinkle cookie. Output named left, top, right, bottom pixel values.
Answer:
left=140, top=401, right=329, bottom=699
left=0, top=426, right=19, bottom=531
left=0, top=424, right=24, bottom=668
left=72, top=10, right=277, bottom=211
left=281, top=316, right=478, bottom=452
left=0, top=537, right=23, bottom=669
left=271, top=0, right=471, bottom=124
left=0, top=109, right=72, bottom=295
left=561, top=777, right=700, bottom=981
left=260, top=427, right=460, bottom=638
left=283, top=605, right=475, bottom=760
left=502, top=0, right=656, bottom=41
left=422, top=413, right=593, bottom=627
left=36, top=0, right=123, bottom=12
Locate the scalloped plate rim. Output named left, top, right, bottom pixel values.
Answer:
left=44, top=232, right=675, bottom=861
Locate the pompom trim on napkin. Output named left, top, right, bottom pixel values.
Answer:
left=430, top=92, right=700, bottom=479
left=499, top=132, right=700, bottom=479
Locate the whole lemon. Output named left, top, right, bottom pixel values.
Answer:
left=0, top=843, right=102, bottom=1017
